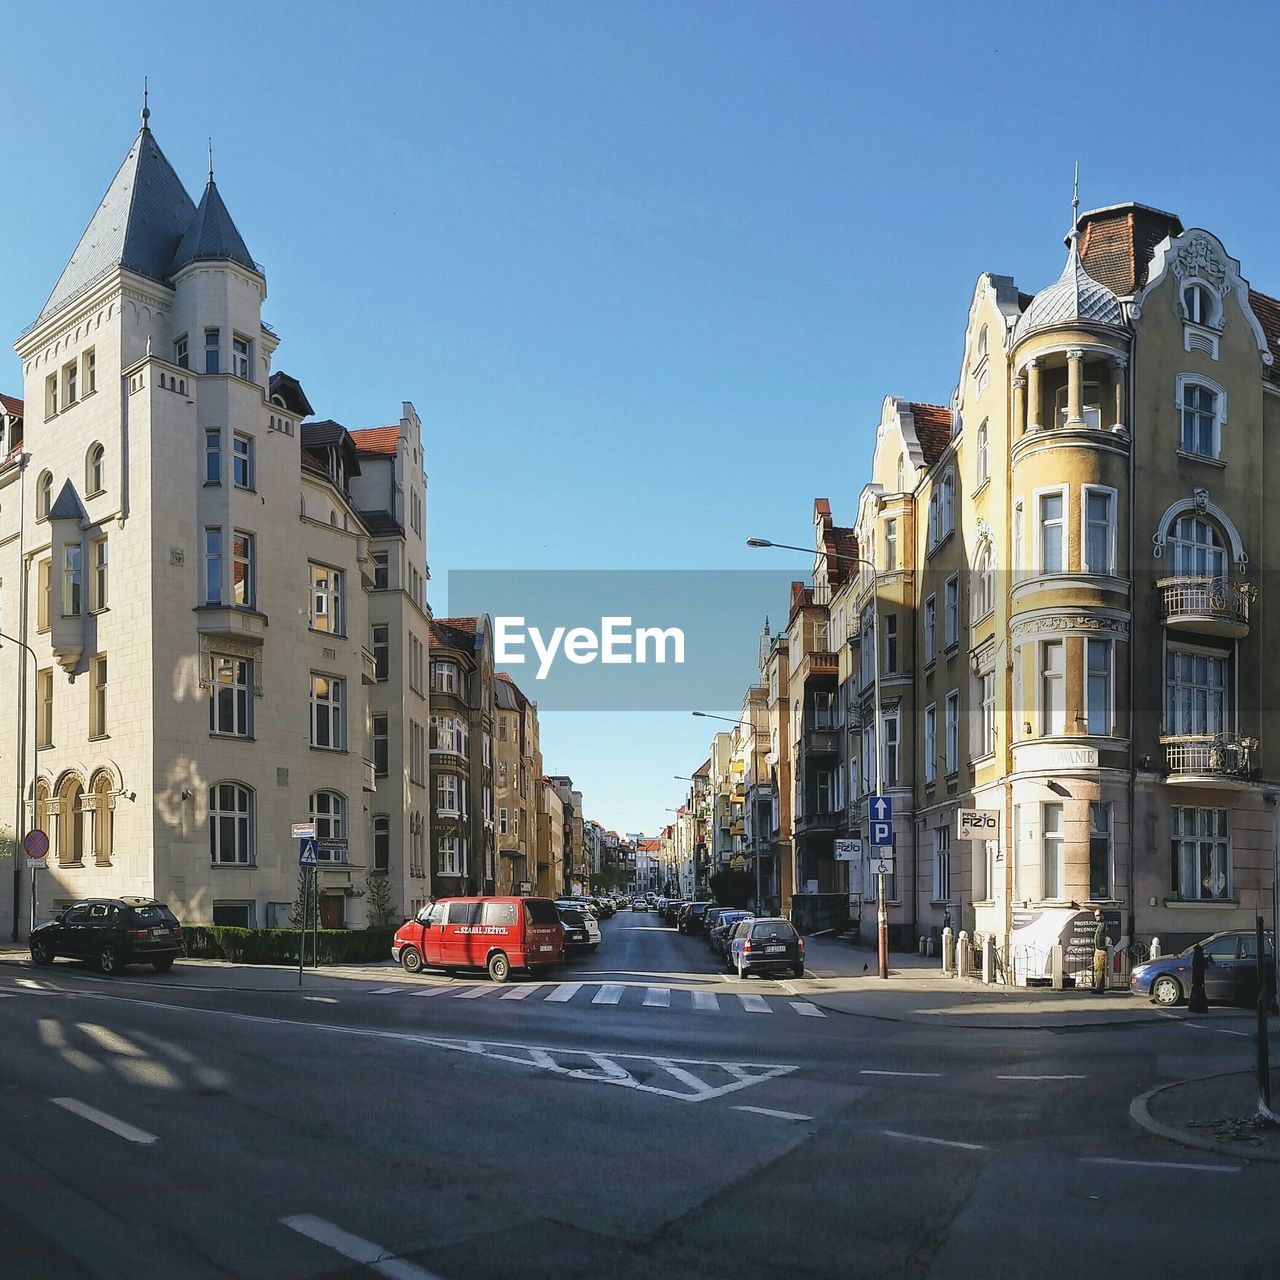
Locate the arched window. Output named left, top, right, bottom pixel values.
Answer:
left=976, top=325, right=988, bottom=361
left=210, top=782, right=254, bottom=864
left=34, top=779, right=50, bottom=841
left=36, top=471, right=52, bottom=519
left=310, top=790, right=346, bottom=861
left=56, top=775, right=85, bottom=866
left=896, top=455, right=906, bottom=492
left=1178, top=378, right=1223, bottom=458
left=86, top=443, right=105, bottom=495
left=976, top=421, right=989, bottom=486
left=89, top=770, right=114, bottom=864
left=1168, top=515, right=1227, bottom=581
left=1182, top=282, right=1219, bottom=327
left=975, top=542, right=996, bottom=618
left=373, top=815, right=391, bottom=873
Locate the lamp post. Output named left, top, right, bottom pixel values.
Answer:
left=691, top=710, right=762, bottom=913
left=747, top=536, right=888, bottom=979
left=2, top=628, right=39, bottom=940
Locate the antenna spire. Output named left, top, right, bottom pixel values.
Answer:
left=208, top=137, right=214, bottom=183
left=141, top=76, right=150, bottom=130
left=1069, top=161, right=1080, bottom=248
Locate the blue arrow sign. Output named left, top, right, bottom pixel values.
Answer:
left=870, top=795, right=892, bottom=823
left=299, top=838, right=319, bottom=866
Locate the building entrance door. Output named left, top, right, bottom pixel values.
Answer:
left=319, top=894, right=344, bottom=929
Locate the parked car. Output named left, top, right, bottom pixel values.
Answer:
left=392, top=896, right=564, bottom=982
left=666, top=899, right=689, bottom=925
left=727, top=917, right=805, bottom=978
left=703, top=906, right=738, bottom=941
left=558, top=907, right=601, bottom=953
left=29, top=898, right=184, bottom=975
left=632, top=897, right=648, bottom=911
left=1129, top=929, right=1275, bottom=1007
left=709, top=910, right=753, bottom=956
left=677, top=901, right=714, bottom=935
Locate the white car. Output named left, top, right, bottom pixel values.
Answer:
left=580, top=911, right=602, bottom=947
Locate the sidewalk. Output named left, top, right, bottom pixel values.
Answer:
left=1133, top=1068, right=1280, bottom=1163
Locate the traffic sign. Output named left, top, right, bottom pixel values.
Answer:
left=23, top=829, right=49, bottom=860
left=291, top=823, right=316, bottom=840
left=834, top=838, right=863, bottom=862
left=871, top=820, right=892, bottom=847
left=872, top=856, right=894, bottom=877
left=869, top=795, right=892, bottom=823
left=299, top=838, right=319, bottom=866
left=957, top=808, right=1000, bottom=840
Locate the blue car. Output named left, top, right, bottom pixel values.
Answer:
left=1129, top=929, right=1274, bottom=1007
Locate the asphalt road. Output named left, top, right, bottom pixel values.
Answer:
left=1, top=908, right=1277, bottom=1279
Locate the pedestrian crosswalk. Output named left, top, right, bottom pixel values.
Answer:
left=366, top=980, right=826, bottom=1018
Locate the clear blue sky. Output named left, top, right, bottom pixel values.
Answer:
left=4, top=1, right=1280, bottom=834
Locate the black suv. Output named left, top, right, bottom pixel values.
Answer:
left=30, top=898, right=184, bottom=975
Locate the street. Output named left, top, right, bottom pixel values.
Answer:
left=1, top=909, right=1277, bottom=1279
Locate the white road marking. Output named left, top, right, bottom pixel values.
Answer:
left=776, top=980, right=800, bottom=996
left=281, top=1214, right=444, bottom=1280
left=0, top=992, right=18, bottom=998
left=16, top=978, right=47, bottom=989
left=738, top=994, right=772, bottom=1014
left=303, top=996, right=339, bottom=1005
left=368, top=987, right=402, bottom=995
left=790, top=1001, right=824, bottom=1017
left=451, top=985, right=491, bottom=1000
left=643, top=987, right=671, bottom=1008
left=75, top=1024, right=146, bottom=1057
left=545, top=983, right=582, bottom=1003
left=883, top=1130, right=985, bottom=1151
left=997, top=1074, right=1087, bottom=1081
left=51, top=1097, right=158, bottom=1145
left=592, top=984, right=625, bottom=1005
left=410, top=986, right=452, bottom=998
left=692, top=990, right=719, bottom=1011
left=1184, top=1021, right=1251, bottom=1038
left=1081, top=1156, right=1240, bottom=1174
left=499, top=984, right=542, bottom=1000
left=733, top=1105, right=813, bottom=1122
left=862, top=1069, right=942, bottom=1078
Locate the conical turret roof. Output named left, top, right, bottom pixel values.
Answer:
left=1015, top=234, right=1124, bottom=341
left=36, top=125, right=196, bottom=325
left=168, top=178, right=258, bottom=276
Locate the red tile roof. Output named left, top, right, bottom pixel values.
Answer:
left=0, top=392, right=22, bottom=416
left=430, top=616, right=480, bottom=653
left=350, top=426, right=400, bottom=457
left=1249, top=290, right=1280, bottom=376
left=1077, top=203, right=1183, bottom=296
left=910, top=403, right=953, bottom=466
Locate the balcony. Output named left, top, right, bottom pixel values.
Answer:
left=803, top=728, right=839, bottom=756
left=1158, top=577, right=1253, bottom=639
left=194, top=604, right=267, bottom=641
left=361, top=646, right=378, bottom=684
left=806, top=650, right=839, bottom=675
left=1161, top=734, right=1257, bottom=787
left=795, top=809, right=840, bottom=834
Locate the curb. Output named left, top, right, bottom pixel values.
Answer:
left=1130, top=1072, right=1280, bottom=1164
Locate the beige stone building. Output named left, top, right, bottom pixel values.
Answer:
left=536, top=780, right=565, bottom=899
left=493, top=670, right=541, bottom=895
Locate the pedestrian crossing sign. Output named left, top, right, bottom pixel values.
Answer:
left=299, top=838, right=319, bottom=866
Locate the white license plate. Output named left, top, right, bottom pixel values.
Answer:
left=765, top=945, right=785, bottom=954
left=152, top=928, right=170, bottom=937
left=539, top=945, right=552, bottom=951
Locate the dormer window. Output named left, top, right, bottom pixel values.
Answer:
left=329, top=449, right=345, bottom=490
left=1182, top=283, right=1216, bottom=327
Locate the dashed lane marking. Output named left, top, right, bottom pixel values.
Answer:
left=862, top=1069, right=942, bottom=1078
left=997, top=1073, right=1088, bottom=1081
left=883, top=1130, right=986, bottom=1152
left=1081, top=1156, right=1240, bottom=1174
left=545, top=983, right=582, bottom=1003
left=281, top=1214, right=446, bottom=1280
left=592, top=984, right=625, bottom=1005
left=51, top=1097, right=158, bottom=1145
left=738, top=994, right=772, bottom=1014
left=643, top=987, right=671, bottom=1008
left=790, top=1002, right=825, bottom=1018
left=733, top=1105, right=813, bottom=1122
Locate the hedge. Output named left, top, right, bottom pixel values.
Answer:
left=180, top=925, right=397, bottom=965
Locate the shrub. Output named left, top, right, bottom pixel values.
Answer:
left=180, top=925, right=397, bottom=965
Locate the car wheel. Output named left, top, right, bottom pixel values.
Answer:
left=29, top=940, right=53, bottom=966
left=487, top=952, right=511, bottom=983
left=152, top=957, right=175, bottom=974
left=97, top=943, right=121, bottom=976
left=400, top=946, right=423, bottom=975
left=793, top=964, right=804, bottom=978
left=1151, top=974, right=1183, bottom=1007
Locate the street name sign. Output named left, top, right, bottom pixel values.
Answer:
left=957, top=808, right=1000, bottom=840
left=291, top=823, right=316, bottom=840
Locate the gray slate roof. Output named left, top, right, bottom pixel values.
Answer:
left=37, top=126, right=196, bottom=324
left=169, top=179, right=257, bottom=276
left=49, top=480, right=87, bottom=522
left=1015, top=240, right=1123, bottom=341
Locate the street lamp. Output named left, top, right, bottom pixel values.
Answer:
left=1, top=628, right=39, bottom=940
left=748, top=534, right=889, bottom=980
left=692, top=710, right=764, bottom=916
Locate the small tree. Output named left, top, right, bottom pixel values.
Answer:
left=288, top=869, right=311, bottom=929
left=365, top=872, right=395, bottom=928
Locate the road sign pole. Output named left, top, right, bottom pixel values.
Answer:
left=29, top=866, right=36, bottom=934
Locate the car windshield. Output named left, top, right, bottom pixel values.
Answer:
left=130, top=904, right=179, bottom=925
left=752, top=923, right=796, bottom=943
left=524, top=899, right=560, bottom=926
left=560, top=910, right=585, bottom=926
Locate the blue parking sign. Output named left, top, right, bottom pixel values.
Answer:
left=871, top=820, right=893, bottom=846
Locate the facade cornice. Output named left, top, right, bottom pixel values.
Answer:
left=1011, top=426, right=1130, bottom=465
left=1009, top=611, right=1131, bottom=640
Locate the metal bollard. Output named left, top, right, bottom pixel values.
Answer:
left=925, top=936, right=936, bottom=958
left=1150, top=936, right=1161, bottom=960
left=919, top=934, right=927, bottom=956
left=942, top=926, right=954, bottom=975
left=982, top=934, right=995, bottom=984
left=957, top=930, right=970, bottom=979
left=1051, top=942, right=1064, bottom=991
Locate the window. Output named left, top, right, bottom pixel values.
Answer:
left=976, top=543, right=996, bottom=618
left=62, top=544, right=82, bottom=616
left=64, top=360, right=78, bottom=406
left=1084, top=488, right=1114, bottom=575
left=1013, top=502, right=1025, bottom=579
left=940, top=473, right=954, bottom=541
left=439, top=835, right=464, bottom=877
left=410, top=720, right=426, bottom=784
left=212, top=902, right=254, bottom=928
left=980, top=670, right=996, bottom=756
left=436, top=773, right=461, bottom=816
left=976, top=421, right=989, bottom=486
left=232, top=334, right=251, bottom=380
left=310, top=674, right=345, bottom=750
left=373, top=815, right=390, bottom=873
left=1056, top=382, right=1102, bottom=429
left=371, top=624, right=389, bottom=680
left=83, top=348, right=95, bottom=394
left=1166, top=649, right=1226, bottom=736
left=210, top=782, right=253, bottom=864
left=87, top=443, right=105, bottom=495
left=372, top=551, right=389, bottom=590
left=232, top=531, right=254, bottom=608
left=410, top=489, right=422, bottom=536
left=89, top=654, right=108, bottom=738
left=37, top=558, right=51, bottom=631
left=1168, top=515, right=1226, bottom=580
left=37, top=471, right=52, bottom=519
left=430, top=715, right=468, bottom=755
left=1171, top=807, right=1230, bottom=901
left=498, top=714, right=508, bottom=742
left=1087, top=639, right=1113, bottom=735
left=1039, top=491, right=1065, bottom=573
left=89, top=771, right=113, bottom=864
left=1042, top=802, right=1064, bottom=899
left=232, top=433, right=254, bottom=489
left=410, top=635, right=425, bottom=693
left=812, top=689, right=835, bottom=730
left=204, top=528, right=222, bottom=603
left=933, top=827, right=951, bottom=902
left=1040, top=640, right=1065, bottom=734
left=36, top=668, right=53, bottom=747
left=205, top=429, right=221, bottom=484
left=45, top=374, right=58, bottom=418
left=1179, top=379, right=1220, bottom=457
left=210, top=656, right=252, bottom=736
left=373, top=715, right=389, bottom=776
left=945, top=690, right=959, bottom=774
left=816, top=769, right=835, bottom=813
left=883, top=613, right=898, bottom=674
left=499, top=807, right=509, bottom=835
left=1182, top=283, right=1216, bottom=326
left=409, top=812, right=425, bottom=877
left=205, top=329, right=220, bottom=374
left=883, top=712, right=900, bottom=787
left=924, top=595, right=936, bottom=664
left=859, top=606, right=874, bottom=688
left=309, top=563, right=344, bottom=634
left=430, top=659, right=458, bottom=695
left=1089, top=803, right=1111, bottom=900
left=175, top=334, right=189, bottom=368
left=924, top=704, right=937, bottom=783
left=897, top=455, right=906, bottom=492
left=884, top=518, right=898, bottom=571
left=944, top=574, right=958, bottom=649
left=310, top=791, right=347, bottom=859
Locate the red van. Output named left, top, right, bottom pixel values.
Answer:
left=392, top=896, right=564, bottom=982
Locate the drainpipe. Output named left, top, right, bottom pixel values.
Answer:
left=1126, top=338, right=1136, bottom=947
left=9, top=454, right=30, bottom=940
